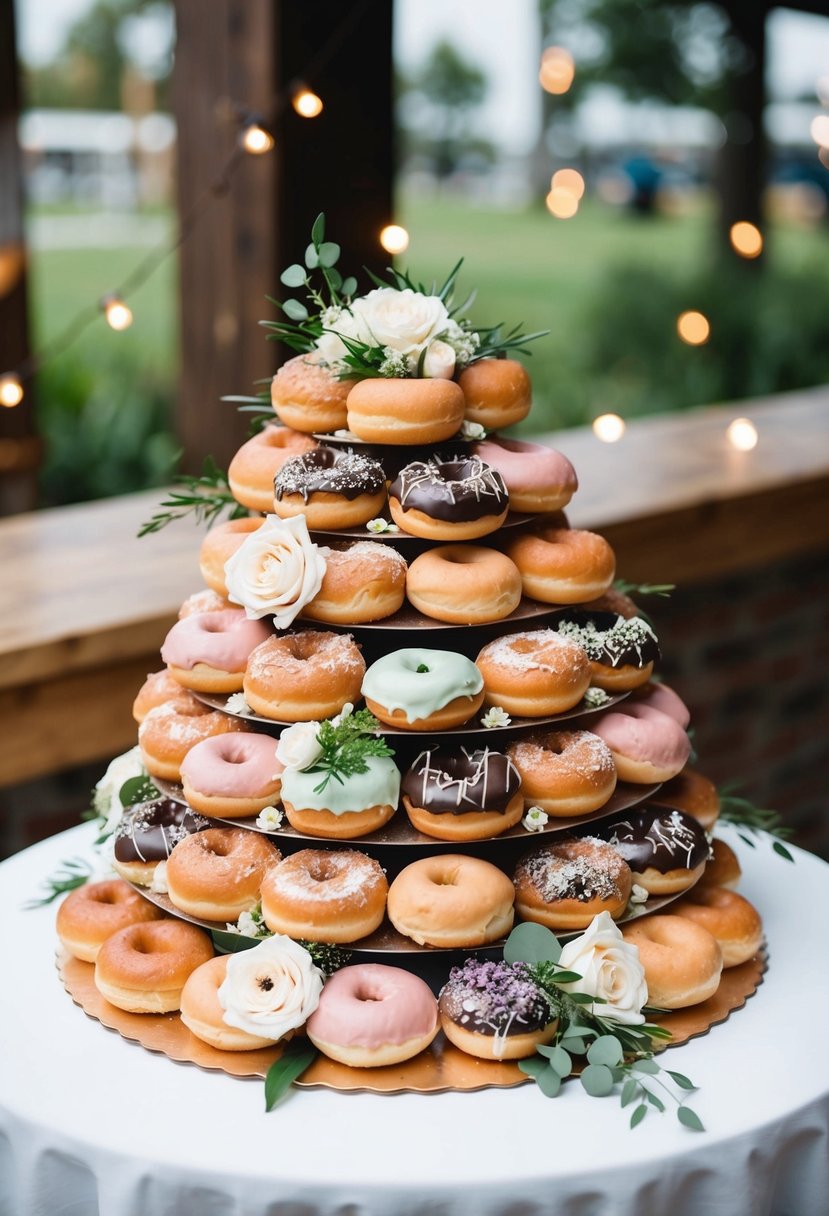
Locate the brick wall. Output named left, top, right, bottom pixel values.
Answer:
left=2, top=546, right=827, bottom=864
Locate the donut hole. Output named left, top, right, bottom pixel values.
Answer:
left=431, top=869, right=459, bottom=887
left=306, top=855, right=338, bottom=883
left=92, top=889, right=119, bottom=905
left=355, top=986, right=384, bottom=1002
left=202, top=837, right=232, bottom=858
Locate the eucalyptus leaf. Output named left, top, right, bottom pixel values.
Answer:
left=318, top=242, right=341, bottom=268
left=580, top=1063, right=614, bottom=1098
left=503, top=921, right=562, bottom=965
left=562, top=1038, right=586, bottom=1055
left=326, top=267, right=343, bottom=291
left=536, top=1067, right=563, bottom=1098
left=666, top=1070, right=697, bottom=1091
left=264, top=1041, right=317, bottom=1111
left=341, top=276, right=358, bottom=297
left=677, top=1106, right=705, bottom=1132
left=562, top=1023, right=595, bottom=1040
left=630, top=1103, right=648, bottom=1129
left=304, top=243, right=319, bottom=269
left=283, top=299, right=309, bottom=321
left=280, top=264, right=307, bottom=288
left=645, top=1090, right=665, bottom=1112
left=587, top=1036, right=624, bottom=1068
left=518, top=1056, right=549, bottom=1078
left=537, top=1045, right=572, bottom=1075
left=632, top=1058, right=660, bottom=1075
left=773, top=841, right=794, bottom=862
left=621, top=1078, right=639, bottom=1108
left=311, top=212, right=325, bottom=245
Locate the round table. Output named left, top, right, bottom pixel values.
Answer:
left=1, top=823, right=828, bottom=1216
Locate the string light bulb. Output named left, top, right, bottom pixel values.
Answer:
left=729, top=222, right=763, bottom=259
left=539, top=46, right=574, bottom=95
left=0, top=373, right=23, bottom=408
left=726, top=418, right=758, bottom=451
left=292, top=88, right=323, bottom=118
left=592, top=413, right=625, bottom=443
left=240, top=119, right=274, bottom=155
left=810, top=115, right=829, bottom=149
left=677, top=310, right=710, bottom=346
left=546, top=187, right=579, bottom=219
left=551, top=168, right=585, bottom=200
left=379, top=224, right=410, bottom=254
left=101, top=295, right=133, bottom=331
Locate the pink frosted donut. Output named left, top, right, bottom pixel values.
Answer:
left=306, top=963, right=439, bottom=1067
left=472, top=437, right=578, bottom=514
left=181, top=733, right=284, bottom=819
left=161, top=610, right=272, bottom=694
left=591, top=704, right=690, bottom=784
left=632, top=682, right=691, bottom=729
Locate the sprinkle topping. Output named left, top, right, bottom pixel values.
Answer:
left=440, top=959, right=552, bottom=1039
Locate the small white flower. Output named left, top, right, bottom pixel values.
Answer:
left=584, top=687, right=612, bottom=709
left=378, top=348, right=412, bottom=378
left=523, top=806, right=549, bottom=832
left=331, top=702, right=354, bottom=728
left=630, top=883, right=649, bottom=905
left=225, top=692, right=252, bottom=716
left=276, top=721, right=323, bottom=771
left=366, top=518, right=399, bottom=534
left=481, top=706, right=511, bottom=728
left=256, top=805, right=285, bottom=832
left=459, top=419, right=487, bottom=441
left=150, top=860, right=168, bottom=895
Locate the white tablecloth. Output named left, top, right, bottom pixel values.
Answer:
left=1, top=822, right=828, bottom=1216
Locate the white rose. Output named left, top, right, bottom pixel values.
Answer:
left=422, top=339, right=456, bottom=379
left=93, top=746, right=145, bottom=832
left=557, top=911, right=648, bottom=1026
left=218, top=935, right=324, bottom=1040
left=276, top=720, right=323, bottom=771
left=224, top=514, right=326, bottom=628
left=350, top=287, right=450, bottom=357
left=315, top=306, right=367, bottom=365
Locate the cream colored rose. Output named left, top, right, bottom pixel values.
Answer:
left=423, top=339, right=456, bottom=379
left=218, top=935, right=324, bottom=1040
left=224, top=514, right=326, bottom=628
left=315, top=306, right=366, bottom=366
left=93, top=746, right=145, bottom=832
left=276, top=720, right=323, bottom=771
left=557, top=911, right=648, bottom=1025
left=350, top=287, right=450, bottom=357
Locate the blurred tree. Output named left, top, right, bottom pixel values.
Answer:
left=398, top=40, right=494, bottom=181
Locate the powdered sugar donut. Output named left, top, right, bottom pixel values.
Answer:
left=513, top=838, right=632, bottom=931
left=260, top=849, right=388, bottom=943
left=471, top=437, right=577, bottom=514
left=507, top=729, right=617, bottom=816
left=303, top=540, right=407, bottom=625
left=181, top=733, right=284, bottom=819
left=476, top=629, right=591, bottom=717
left=161, top=609, right=273, bottom=694
left=244, top=631, right=365, bottom=722
left=138, top=700, right=250, bottom=782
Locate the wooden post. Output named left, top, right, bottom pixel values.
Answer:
left=0, top=0, right=39, bottom=515
left=172, top=0, right=394, bottom=473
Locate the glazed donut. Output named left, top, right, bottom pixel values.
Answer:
left=244, top=631, right=365, bottom=722
left=659, top=767, right=720, bottom=831
left=699, top=838, right=741, bottom=889
left=181, top=733, right=284, bottom=820
left=405, top=544, right=522, bottom=624
left=113, top=797, right=210, bottom=886
left=599, top=804, right=710, bottom=894
left=161, top=609, right=273, bottom=694
left=132, top=669, right=197, bottom=723
left=346, top=377, right=465, bottom=445
left=388, top=457, right=509, bottom=541
left=303, top=540, right=407, bottom=625
left=471, top=437, right=577, bottom=513
left=506, top=527, right=616, bottom=604
left=672, top=886, right=762, bottom=967
left=165, top=827, right=281, bottom=921
left=180, top=955, right=277, bottom=1051
left=228, top=425, right=318, bottom=512
left=401, top=747, right=524, bottom=841
left=506, top=730, right=616, bottom=817
left=271, top=353, right=351, bottom=434
left=630, top=681, right=690, bottom=728
left=590, top=704, right=691, bottom=783
left=458, top=358, right=531, bottom=430
left=178, top=589, right=234, bottom=618
left=56, top=879, right=165, bottom=962
left=513, top=838, right=632, bottom=931
left=621, top=915, right=722, bottom=1009
left=138, top=700, right=250, bottom=781
left=199, top=517, right=264, bottom=597
left=260, top=849, right=388, bottom=943
left=307, top=963, right=439, bottom=1067
left=475, top=629, right=591, bottom=717
left=273, top=447, right=387, bottom=529
left=439, top=958, right=558, bottom=1060
left=281, top=754, right=400, bottom=839
left=362, top=647, right=484, bottom=731
left=556, top=611, right=660, bottom=692
left=94, top=919, right=214, bottom=1013
left=387, top=854, right=515, bottom=947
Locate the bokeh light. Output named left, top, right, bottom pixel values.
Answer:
left=551, top=168, right=585, bottom=200
left=240, top=122, right=274, bottom=155
left=102, top=296, right=134, bottom=331
left=545, top=188, right=579, bottom=219
left=379, top=224, right=410, bottom=254
left=677, top=310, right=710, bottom=346
left=292, top=89, right=323, bottom=119
left=539, top=47, right=575, bottom=95
left=726, top=418, right=758, bottom=451
left=729, top=221, right=763, bottom=259
left=592, top=413, right=626, bottom=443
left=0, top=374, right=23, bottom=408
left=817, top=75, right=829, bottom=106
left=810, top=115, right=829, bottom=149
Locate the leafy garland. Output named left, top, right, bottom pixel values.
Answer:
left=138, top=457, right=248, bottom=537
left=305, top=708, right=394, bottom=795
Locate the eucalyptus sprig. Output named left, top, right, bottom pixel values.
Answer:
left=25, top=857, right=94, bottom=908
left=307, top=708, right=394, bottom=795
left=138, top=457, right=248, bottom=537
left=718, top=783, right=795, bottom=861
left=505, top=922, right=703, bottom=1131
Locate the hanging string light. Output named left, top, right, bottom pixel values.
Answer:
left=292, top=87, right=324, bottom=118
left=0, top=374, right=24, bottom=408
left=729, top=222, right=763, bottom=259
left=240, top=117, right=275, bottom=155
left=677, top=310, right=710, bottom=346
left=726, top=418, right=758, bottom=451
left=592, top=413, right=626, bottom=443
left=379, top=224, right=410, bottom=254
left=101, top=295, right=134, bottom=331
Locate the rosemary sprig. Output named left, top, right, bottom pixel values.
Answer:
left=614, top=579, right=676, bottom=599
left=25, top=857, right=93, bottom=908
left=306, top=709, right=394, bottom=794
left=138, top=456, right=248, bottom=536
left=718, top=784, right=795, bottom=861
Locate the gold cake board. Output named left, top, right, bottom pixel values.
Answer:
left=58, top=948, right=767, bottom=1094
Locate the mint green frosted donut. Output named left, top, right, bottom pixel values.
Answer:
left=361, top=649, right=484, bottom=723
left=281, top=756, right=401, bottom=815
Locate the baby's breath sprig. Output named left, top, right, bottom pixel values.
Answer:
left=308, top=708, right=394, bottom=795
left=718, top=782, right=795, bottom=861
left=138, top=457, right=248, bottom=537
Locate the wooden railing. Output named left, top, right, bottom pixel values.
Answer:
left=1, top=385, right=828, bottom=788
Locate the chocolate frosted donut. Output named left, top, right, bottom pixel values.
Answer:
left=388, top=456, right=509, bottom=541
left=273, top=446, right=387, bottom=528
left=598, top=803, right=710, bottom=895
left=513, top=837, right=632, bottom=930
left=439, top=959, right=557, bottom=1060
left=556, top=610, right=660, bottom=691
left=402, top=747, right=523, bottom=841
left=113, top=797, right=210, bottom=886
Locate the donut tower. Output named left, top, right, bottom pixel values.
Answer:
left=121, top=335, right=725, bottom=1007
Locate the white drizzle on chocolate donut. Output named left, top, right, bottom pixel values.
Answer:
left=114, top=797, right=209, bottom=865
left=389, top=457, right=508, bottom=523
left=402, top=747, right=520, bottom=815
left=601, top=805, right=710, bottom=873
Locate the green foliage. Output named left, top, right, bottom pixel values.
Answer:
left=26, top=857, right=93, bottom=907
left=264, top=1040, right=318, bottom=1111
left=297, top=942, right=352, bottom=976
left=397, top=40, right=494, bottom=180
left=718, top=784, right=795, bottom=861
left=309, top=709, right=394, bottom=795
left=138, top=457, right=247, bottom=536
